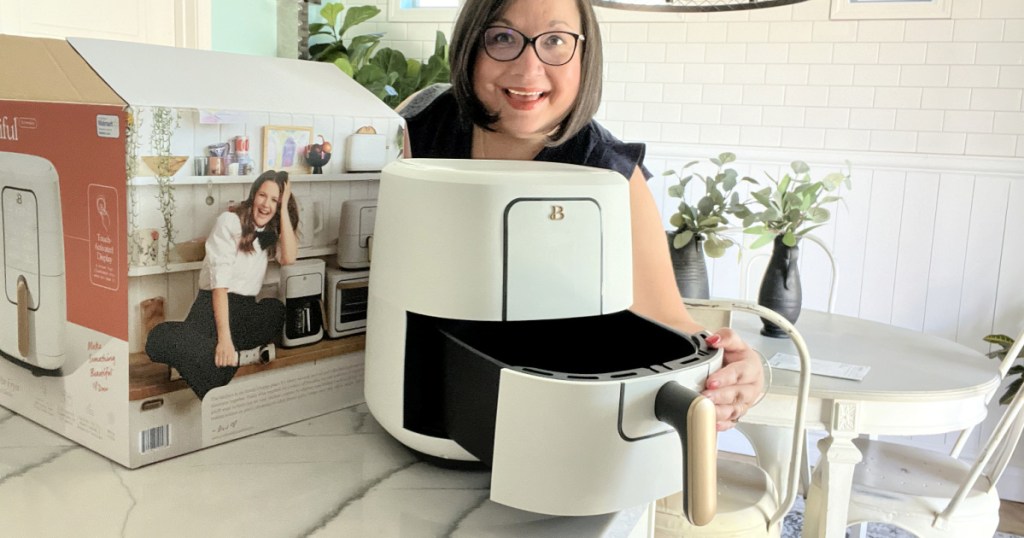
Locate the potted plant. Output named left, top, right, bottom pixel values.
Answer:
left=309, top=2, right=450, bottom=109
left=983, top=332, right=1023, bottom=405
left=744, top=160, right=851, bottom=336
left=663, top=152, right=757, bottom=299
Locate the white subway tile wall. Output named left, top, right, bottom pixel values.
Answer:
left=365, top=0, right=1022, bottom=158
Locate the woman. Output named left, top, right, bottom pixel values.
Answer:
left=401, top=0, right=764, bottom=430
left=146, top=171, right=299, bottom=400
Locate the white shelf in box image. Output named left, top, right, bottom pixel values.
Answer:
left=128, top=172, right=380, bottom=187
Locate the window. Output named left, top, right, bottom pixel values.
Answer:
left=830, top=0, right=952, bottom=20
left=388, top=0, right=460, bottom=22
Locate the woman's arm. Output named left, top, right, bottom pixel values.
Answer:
left=212, top=287, right=236, bottom=367
left=276, top=178, right=298, bottom=265
left=627, top=167, right=764, bottom=430
left=627, top=166, right=701, bottom=333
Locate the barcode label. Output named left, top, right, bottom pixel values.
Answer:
left=140, top=425, right=171, bottom=454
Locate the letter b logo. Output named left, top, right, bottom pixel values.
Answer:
left=549, top=205, right=565, bottom=221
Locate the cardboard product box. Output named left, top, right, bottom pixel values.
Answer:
left=0, top=35, right=401, bottom=467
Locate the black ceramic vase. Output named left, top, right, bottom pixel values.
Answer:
left=668, top=232, right=710, bottom=300
left=757, top=235, right=802, bottom=338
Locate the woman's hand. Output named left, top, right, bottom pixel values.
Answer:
left=702, top=329, right=765, bottom=431
left=215, top=336, right=237, bottom=367
left=276, top=177, right=298, bottom=265
left=280, top=176, right=292, bottom=207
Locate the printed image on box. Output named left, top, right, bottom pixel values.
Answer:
left=145, top=172, right=298, bottom=400
left=0, top=34, right=398, bottom=468
left=0, top=153, right=74, bottom=374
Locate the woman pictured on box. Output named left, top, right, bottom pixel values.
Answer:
left=401, top=0, right=765, bottom=429
left=146, top=170, right=299, bottom=400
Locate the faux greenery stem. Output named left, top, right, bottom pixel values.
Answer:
left=125, top=107, right=143, bottom=266
left=150, top=106, right=180, bottom=267
left=744, top=160, right=851, bottom=249
left=664, top=152, right=757, bottom=259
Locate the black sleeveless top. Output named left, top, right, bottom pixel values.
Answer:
left=401, top=85, right=651, bottom=181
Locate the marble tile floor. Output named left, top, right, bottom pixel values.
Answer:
left=0, top=404, right=646, bottom=538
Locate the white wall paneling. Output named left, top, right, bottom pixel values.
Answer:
left=646, top=142, right=1024, bottom=501
left=646, top=143, right=1021, bottom=347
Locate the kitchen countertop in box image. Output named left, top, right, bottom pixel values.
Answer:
left=128, top=335, right=365, bottom=400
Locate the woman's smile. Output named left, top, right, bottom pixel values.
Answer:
left=503, top=87, right=548, bottom=110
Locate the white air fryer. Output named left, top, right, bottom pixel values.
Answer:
left=279, top=258, right=325, bottom=347
left=0, top=152, right=70, bottom=374
left=336, top=199, right=375, bottom=269
left=365, top=159, right=721, bottom=522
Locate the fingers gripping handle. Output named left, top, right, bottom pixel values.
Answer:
left=655, top=381, right=717, bottom=526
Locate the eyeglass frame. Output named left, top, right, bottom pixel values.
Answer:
left=480, top=25, right=586, bottom=67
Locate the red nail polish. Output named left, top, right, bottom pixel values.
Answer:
left=706, top=334, right=721, bottom=345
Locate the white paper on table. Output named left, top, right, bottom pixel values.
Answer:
left=768, top=352, right=871, bottom=381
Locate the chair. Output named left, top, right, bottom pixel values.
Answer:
left=656, top=299, right=812, bottom=537
left=734, top=231, right=837, bottom=498
left=949, top=328, right=1024, bottom=458
left=803, top=327, right=1024, bottom=537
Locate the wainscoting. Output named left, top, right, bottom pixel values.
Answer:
left=645, top=142, right=1024, bottom=501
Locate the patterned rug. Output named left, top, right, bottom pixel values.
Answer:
left=780, top=497, right=1023, bottom=538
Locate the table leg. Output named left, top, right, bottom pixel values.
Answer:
left=801, top=431, right=862, bottom=538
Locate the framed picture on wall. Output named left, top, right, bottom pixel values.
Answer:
left=830, top=0, right=952, bottom=20
left=262, top=125, right=313, bottom=173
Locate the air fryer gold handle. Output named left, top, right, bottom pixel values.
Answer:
left=655, top=381, right=718, bottom=526
left=17, top=275, right=29, bottom=357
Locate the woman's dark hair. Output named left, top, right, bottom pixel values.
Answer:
left=233, top=170, right=299, bottom=258
left=448, top=0, right=603, bottom=147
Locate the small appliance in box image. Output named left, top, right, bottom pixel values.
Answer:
left=0, top=152, right=76, bottom=374
left=279, top=259, right=325, bottom=348
left=325, top=268, right=368, bottom=339
left=336, top=199, right=376, bottom=270
left=0, top=34, right=401, bottom=468
left=343, top=131, right=387, bottom=172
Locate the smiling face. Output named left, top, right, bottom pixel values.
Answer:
left=251, top=179, right=280, bottom=228
left=472, top=0, right=583, bottom=141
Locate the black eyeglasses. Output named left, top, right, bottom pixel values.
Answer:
left=481, top=26, right=585, bottom=67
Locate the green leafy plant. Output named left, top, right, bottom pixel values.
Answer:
left=309, top=3, right=384, bottom=77
left=664, top=152, right=758, bottom=258
left=983, top=333, right=1023, bottom=405
left=309, top=2, right=450, bottom=109
left=744, top=161, right=851, bottom=249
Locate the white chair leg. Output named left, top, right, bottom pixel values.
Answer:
left=799, top=443, right=812, bottom=497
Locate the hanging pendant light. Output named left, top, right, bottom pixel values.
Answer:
left=592, top=0, right=811, bottom=13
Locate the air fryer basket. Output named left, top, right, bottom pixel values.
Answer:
left=427, top=311, right=715, bottom=464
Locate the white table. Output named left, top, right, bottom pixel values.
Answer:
left=734, top=310, right=1001, bottom=538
